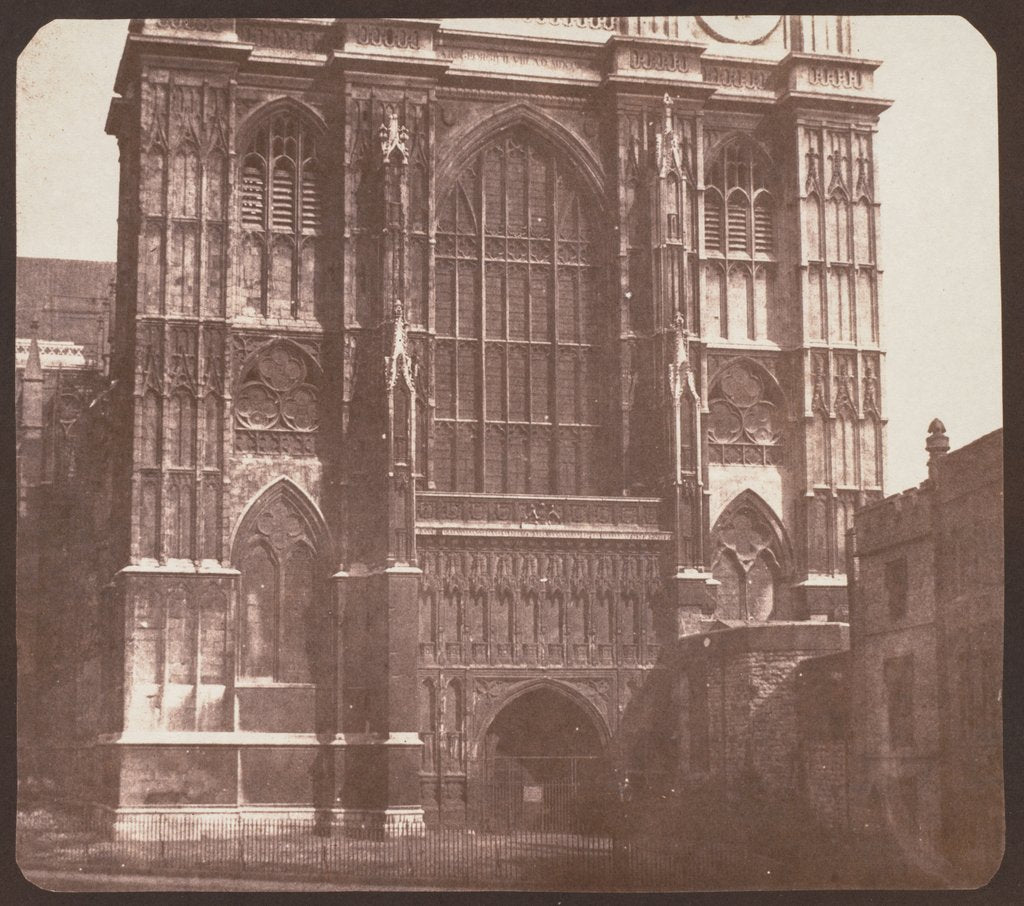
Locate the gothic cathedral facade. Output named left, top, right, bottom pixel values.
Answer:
left=96, top=16, right=889, bottom=828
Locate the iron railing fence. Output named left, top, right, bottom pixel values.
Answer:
left=476, top=755, right=611, bottom=834
left=16, top=807, right=779, bottom=890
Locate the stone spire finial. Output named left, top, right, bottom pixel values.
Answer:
left=926, top=418, right=949, bottom=480
left=379, top=110, right=409, bottom=163
left=655, top=93, right=683, bottom=176
left=21, top=318, right=44, bottom=428
left=26, top=319, right=42, bottom=378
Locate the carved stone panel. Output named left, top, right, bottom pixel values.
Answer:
left=234, top=341, right=322, bottom=456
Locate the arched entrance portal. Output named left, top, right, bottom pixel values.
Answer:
left=478, top=686, right=609, bottom=832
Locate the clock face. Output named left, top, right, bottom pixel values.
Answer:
left=697, top=15, right=782, bottom=45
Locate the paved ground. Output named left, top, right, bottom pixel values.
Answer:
left=20, top=868, right=463, bottom=893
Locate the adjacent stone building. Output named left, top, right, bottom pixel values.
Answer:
left=847, top=422, right=1003, bottom=885
left=16, top=257, right=117, bottom=368
left=16, top=258, right=116, bottom=786
left=25, top=16, right=893, bottom=832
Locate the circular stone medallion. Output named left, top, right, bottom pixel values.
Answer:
left=697, top=16, right=782, bottom=45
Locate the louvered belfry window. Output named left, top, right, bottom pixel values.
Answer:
left=704, top=141, right=774, bottom=256
left=703, top=139, right=776, bottom=341
left=239, top=112, right=322, bottom=316
left=434, top=130, right=607, bottom=495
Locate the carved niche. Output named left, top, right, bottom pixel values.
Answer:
left=417, top=543, right=662, bottom=669
left=138, top=75, right=229, bottom=318
left=126, top=578, right=232, bottom=732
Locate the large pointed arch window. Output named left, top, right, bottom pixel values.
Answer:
left=239, top=110, right=323, bottom=318
left=704, top=140, right=776, bottom=341
left=434, top=128, right=608, bottom=495
left=236, top=486, right=326, bottom=683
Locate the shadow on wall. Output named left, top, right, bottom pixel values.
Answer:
left=608, top=640, right=949, bottom=888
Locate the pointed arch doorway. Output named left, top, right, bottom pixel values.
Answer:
left=477, top=684, right=609, bottom=832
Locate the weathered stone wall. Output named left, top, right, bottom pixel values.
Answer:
left=849, top=427, right=1004, bottom=884
left=670, top=623, right=849, bottom=824
left=802, top=740, right=847, bottom=829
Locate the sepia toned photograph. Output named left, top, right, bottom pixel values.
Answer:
left=14, top=14, right=1004, bottom=892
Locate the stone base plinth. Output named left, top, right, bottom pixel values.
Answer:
left=669, top=569, right=718, bottom=639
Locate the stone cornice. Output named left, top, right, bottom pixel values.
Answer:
left=118, top=561, right=240, bottom=576
left=108, top=19, right=891, bottom=117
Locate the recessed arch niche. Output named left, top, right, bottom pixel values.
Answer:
left=709, top=490, right=792, bottom=621
left=231, top=479, right=331, bottom=684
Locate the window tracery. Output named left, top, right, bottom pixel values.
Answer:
left=710, top=496, right=786, bottom=622
left=434, top=128, right=608, bottom=495
left=234, top=343, right=320, bottom=455
left=237, top=487, right=325, bottom=683
left=705, top=140, right=774, bottom=257
left=707, top=360, right=784, bottom=465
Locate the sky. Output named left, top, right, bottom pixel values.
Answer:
left=15, top=17, right=1002, bottom=494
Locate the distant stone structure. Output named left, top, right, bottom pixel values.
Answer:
left=15, top=257, right=115, bottom=786
left=16, top=257, right=116, bottom=368
left=662, top=421, right=1003, bottom=885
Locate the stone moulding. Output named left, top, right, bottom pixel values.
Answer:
left=125, top=19, right=889, bottom=112
left=416, top=525, right=673, bottom=542
left=416, top=492, right=663, bottom=528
